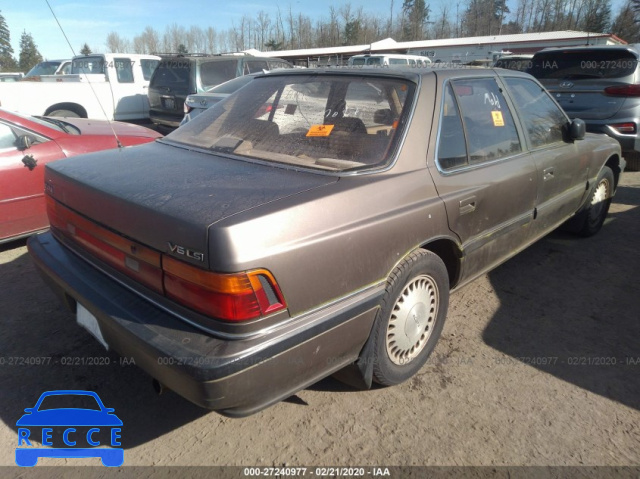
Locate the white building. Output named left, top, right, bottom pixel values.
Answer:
left=252, top=31, right=626, bottom=67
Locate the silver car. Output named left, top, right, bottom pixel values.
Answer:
left=529, top=45, right=640, bottom=170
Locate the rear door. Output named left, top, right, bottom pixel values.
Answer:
left=529, top=48, right=638, bottom=120
left=0, top=123, right=64, bottom=241
left=430, top=76, right=538, bottom=282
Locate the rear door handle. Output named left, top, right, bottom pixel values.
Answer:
left=544, top=167, right=555, bottom=181
left=459, top=196, right=476, bottom=215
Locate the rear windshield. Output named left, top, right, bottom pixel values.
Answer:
left=529, top=50, right=638, bottom=79
left=200, top=60, right=239, bottom=89
left=151, top=60, right=193, bottom=90
left=165, top=74, right=416, bottom=173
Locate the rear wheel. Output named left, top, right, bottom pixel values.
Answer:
left=370, top=250, right=449, bottom=386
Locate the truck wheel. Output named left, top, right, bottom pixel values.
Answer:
left=47, top=109, right=81, bottom=118
left=576, top=166, right=614, bottom=237
left=371, top=250, right=449, bottom=386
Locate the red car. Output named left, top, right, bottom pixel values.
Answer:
left=0, top=109, right=161, bottom=243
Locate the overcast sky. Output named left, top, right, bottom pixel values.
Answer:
left=3, top=0, right=628, bottom=60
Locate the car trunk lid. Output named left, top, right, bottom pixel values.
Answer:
left=45, top=141, right=338, bottom=269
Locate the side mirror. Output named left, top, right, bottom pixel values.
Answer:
left=17, top=135, right=36, bottom=151
left=569, top=119, right=585, bottom=140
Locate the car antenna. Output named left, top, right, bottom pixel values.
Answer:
left=45, top=0, right=124, bottom=148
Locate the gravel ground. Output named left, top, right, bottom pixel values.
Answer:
left=0, top=171, right=638, bottom=477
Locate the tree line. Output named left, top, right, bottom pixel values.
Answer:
left=2, top=1, right=640, bottom=73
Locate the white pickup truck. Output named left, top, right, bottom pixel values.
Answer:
left=0, top=53, right=160, bottom=120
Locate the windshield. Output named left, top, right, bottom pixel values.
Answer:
left=166, top=74, right=415, bottom=172
left=25, top=61, right=62, bottom=77
left=529, top=50, right=638, bottom=79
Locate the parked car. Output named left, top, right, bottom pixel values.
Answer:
left=148, top=53, right=292, bottom=128
left=528, top=45, right=640, bottom=170
left=0, top=72, right=24, bottom=82
left=0, top=54, right=160, bottom=120
left=348, top=53, right=432, bottom=67
left=181, top=72, right=274, bottom=125
left=493, top=54, right=533, bottom=71
left=22, top=60, right=71, bottom=80
left=28, top=68, right=623, bottom=417
left=0, top=108, right=161, bottom=243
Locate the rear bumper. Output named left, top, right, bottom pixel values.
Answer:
left=27, top=232, right=380, bottom=416
left=149, top=110, right=182, bottom=128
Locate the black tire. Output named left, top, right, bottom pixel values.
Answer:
left=47, top=109, right=80, bottom=118
left=371, top=250, right=449, bottom=386
left=575, top=166, right=614, bottom=237
left=625, top=152, right=640, bottom=172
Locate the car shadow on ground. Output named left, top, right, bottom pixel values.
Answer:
left=0, top=245, right=209, bottom=449
left=483, top=182, right=640, bottom=411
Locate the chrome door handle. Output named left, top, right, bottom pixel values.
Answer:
left=459, top=196, right=476, bottom=215
left=544, top=167, right=555, bottom=181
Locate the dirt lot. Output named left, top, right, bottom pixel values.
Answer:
left=0, top=171, right=638, bottom=475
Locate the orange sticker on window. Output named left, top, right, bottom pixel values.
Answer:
left=306, top=124, right=335, bottom=137
left=491, top=111, right=505, bottom=127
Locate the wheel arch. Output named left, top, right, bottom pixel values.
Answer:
left=605, top=154, right=622, bottom=190
left=418, top=236, right=463, bottom=289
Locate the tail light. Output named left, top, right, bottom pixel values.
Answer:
left=610, top=122, right=637, bottom=134
left=604, top=84, right=640, bottom=97
left=47, top=195, right=286, bottom=323
left=163, top=256, right=286, bottom=321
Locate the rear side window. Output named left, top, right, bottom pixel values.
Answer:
left=529, top=50, right=638, bottom=80
left=449, top=78, right=522, bottom=165
left=72, top=56, right=105, bottom=75
left=114, top=58, right=134, bottom=83
left=151, top=61, right=192, bottom=89
left=141, top=59, right=159, bottom=81
left=437, top=84, right=468, bottom=170
left=200, top=60, right=238, bottom=89
left=504, top=77, right=567, bottom=149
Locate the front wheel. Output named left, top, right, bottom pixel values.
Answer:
left=370, top=250, right=450, bottom=386
left=576, top=166, right=614, bottom=237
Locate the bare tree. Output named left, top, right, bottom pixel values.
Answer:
left=105, top=31, right=131, bottom=53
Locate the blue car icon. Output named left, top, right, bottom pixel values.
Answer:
left=16, top=390, right=123, bottom=467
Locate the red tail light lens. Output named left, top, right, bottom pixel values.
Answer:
left=163, top=256, right=286, bottom=321
left=604, top=84, right=640, bottom=97
left=46, top=195, right=287, bottom=323
left=610, top=122, right=637, bottom=134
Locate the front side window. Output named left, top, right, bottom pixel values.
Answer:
left=452, top=77, right=522, bottom=164
left=165, top=74, right=416, bottom=172
left=504, top=77, right=567, bottom=149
